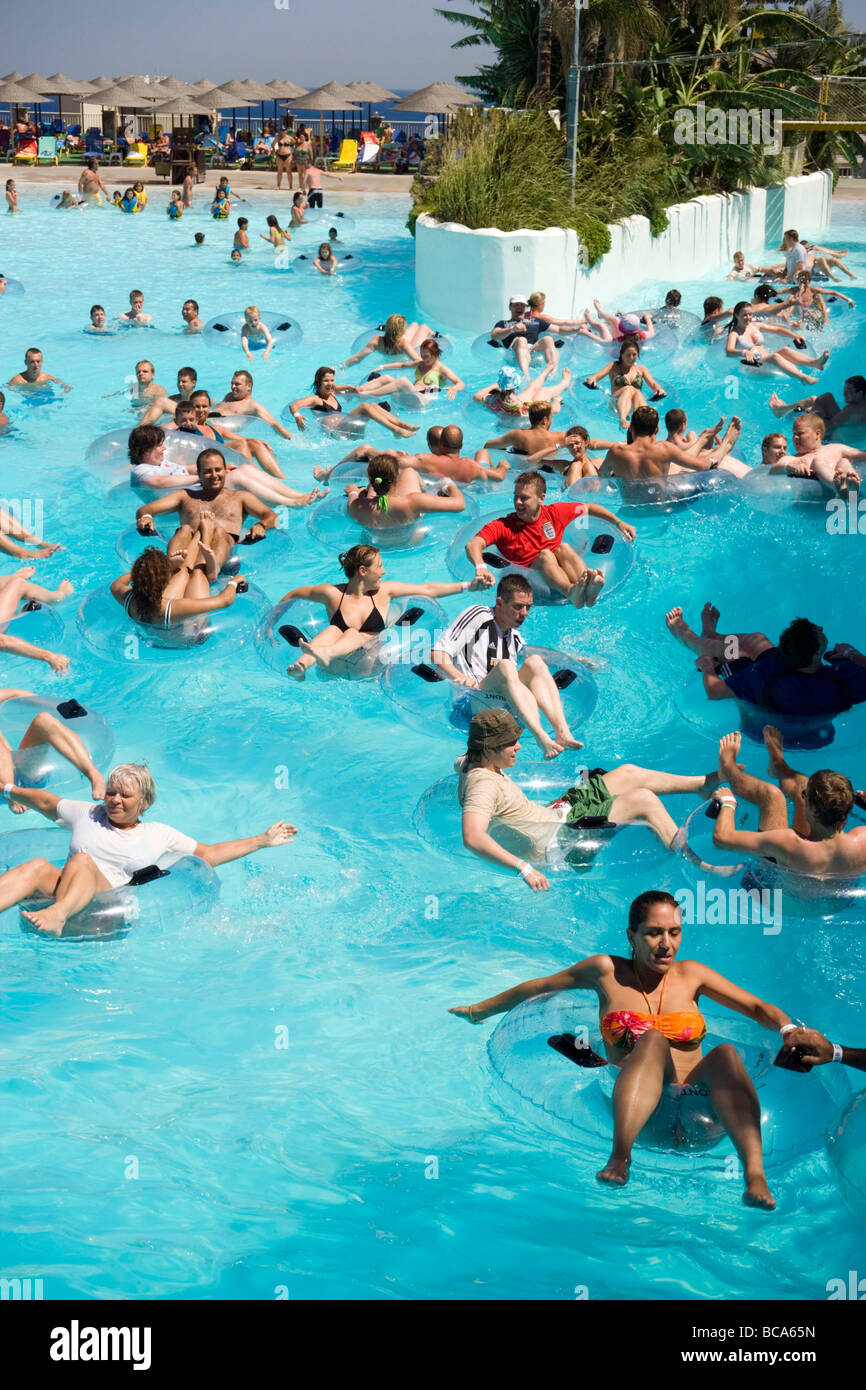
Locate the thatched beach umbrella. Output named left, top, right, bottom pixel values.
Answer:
left=37, top=72, right=93, bottom=129
left=196, top=84, right=254, bottom=134
left=284, top=81, right=360, bottom=149
left=0, top=78, right=44, bottom=123
left=265, top=78, right=308, bottom=127
left=390, top=83, right=481, bottom=136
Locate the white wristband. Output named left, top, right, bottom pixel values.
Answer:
left=780, top=1023, right=798, bottom=1037
left=717, top=797, right=737, bottom=809
left=3, top=782, right=13, bottom=797
left=461, top=580, right=470, bottom=592
left=832, top=1043, right=843, bottom=1063
left=474, top=563, right=485, bottom=572
left=516, top=860, right=532, bottom=880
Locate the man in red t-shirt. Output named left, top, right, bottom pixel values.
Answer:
left=464, top=471, right=636, bottom=607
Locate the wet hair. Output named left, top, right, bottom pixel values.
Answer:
left=703, top=296, right=723, bottom=318
left=313, top=365, right=335, bottom=395
left=24, top=347, right=41, bottom=360
left=725, top=300, right=751, bottom=333
left=339, top=544, right=380, bottom=577
left=497, top=573, right=533, bottom=603
left=368, top=454, right=399, bottom=494
left=630, top=405, right=659, bottom=438
left=178, top=366, right=197, bottom=384
left=0, top=391, right=5, bottom=409
left=194, top=232, right=205, bottom=244
left=293, top=193, right=304, bottom=205
left=90, top=304, right=105, bottom=316
left=440, top=424, right=463, bottom=453
left=174, top=400, right=196, bottom=419
left=129, top=290, right=143, bottom=300
left=190, top=390, right=211, bottom=405
left=135, top=360, right=154, bottom=374
left=528, top=291, right=546, bottom=310
left=665, top=407, right=687, bottom=433
left=419, top=337, right=441, bottom=358
left=527, top=401, right=552, bottom=428
left=128, top=424, right=165, bottom=464
left=382, top=314, right=407, bottom=353
left=514, top=470, right=546, bottom=497
left=183, top=298, right=199, bottom=313
left=196, top=448, right=227, bottom=475
left=761, top=431, right=786, bottom=454
left=778, top=617, right=823, bottom=669
left=805, top=769, right=854, bottom=830
left=752, top=283, right=774, bottom=304
left=664, top=289, right=681, bottom=307
left=233, top=370, right=253, bottom=386
left=237, top=217, right=248, bottom=228
left=106, top=762, right=156, bottom=811
left=129, top=549, right=171, bottom=625
left=794, top=411, right=825, bottom=437
left=845, top=375, right=866, bottom=398
left=318, top=242, right=332, bottom=258
left=627, top=889, right=680, bottom=936
left=266, top=214, right=285, bottom=233
left=565, top=424, right=588, bottom=442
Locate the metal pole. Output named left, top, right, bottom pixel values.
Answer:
left=566, top=0, right=583, bottom=202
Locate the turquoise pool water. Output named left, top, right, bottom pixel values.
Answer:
left=0, top=187, right=864, bottom=1300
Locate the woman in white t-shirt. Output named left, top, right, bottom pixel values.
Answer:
left=0, top=762, right=296, bottom=935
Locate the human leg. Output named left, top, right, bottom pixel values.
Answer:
left=598, top=1030, right=676, bottom=1185
left=763, top=724, right=810, bottom=835
left=718, top=730, right=789, bottom=830
left=687, top=1044, right=775, bottom=1209
left=17, top=711, right=104, bottom=799
left=20, top=851, right=112, bottom=935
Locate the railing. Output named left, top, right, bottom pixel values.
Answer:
left=781, top=75, right=866, bottom=130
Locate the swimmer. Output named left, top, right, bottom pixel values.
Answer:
left=0, top=688, right=105, bottom=810
left=328, top=227, right=344, bottom=246
left=139, top=366, right=200, bottom=424
left=432, top=574, right=586, bottom=758
left=119, top=290, right=152, bottom=327
left=187, top=392, right=293, bottom=483
left=0, top=568, right=71, bottom=672
left=753, top=228, right=810, bottom=282
left=585, top=340, right=667, bottom=430
left=7, top=348, right=71, bottom=394
left=467, top=470, right=636, bottom=608
left=55, top=190, right=82, bottom=210
left=0, top=391, right=7, bottom=428
left=600, top=405, right=727, bottom=478
left=6, top=179, right=18, bottom=213
left=524, top=424, right=618, bottom=486
left=344, top=454, right=465, bottom=531
left=281, top=542, right=491, bottom=681
left=135, top=448, right=278, bottom=574
left=768, top=374, right=866, bottom=434
left=167, top=192, right=183, bottom=219
left=490, top=293, right=559, bottom=377
left=234, top=217, right=249, bottom=250
left=317, top=426, right=508, bottom=487
left=103, top=359, right=166, bottom=407
left=342, top=314, right=436, bottom=369
left=313, top=242, right=341, bottom=275
left=474, top=362, right=570, bottom=418
left=526, top=291, right=585, bottom=332
left=0, top=762, right=296, bottom=936
left=183, top=171, right=193, bottom=207
left=801, top=239, right=857, bottom=282
left=194, top=232, right=205, bottom=246
left=116, top=187, right=139, bottom=214
left=712, top=728, right=866, bottom=876
left=260, top=213, right=290, bottom=251
left=77, top=159, right=109, bottom=206
left=209, top=371, right=294, bottom=441
left=112, top=535, right=248, bottom=626
left=132, top=182, right=146, bottom=209
left=451, top=887, right=784, bottom=1208
left=356, top=339, right=465, bottom=403
left=241, top=306, right=275, bottom=361
left=85, top=305, right=109, bottom=334
left=230, top=249, right=243, bottom=264
left=727, top=250, right=757, bottom=280
left=302, top=159, right=342, bottom=208
left=665, top=609, right=866, bottom=717
left=290, top=367, right=418, bottom=439
left=211, top=188, right=231, bottom=219
left=290, top=192, right=308, bottom=227
left=181, top=299, right=203, bottom=334
left=579, top=303, right=655, bottom=344
left=127, top=424, right=323, bottom=509
left=770, top=413, right=865, bottom=494
left=665, top=410, right=749, bottom=478
left=483, top=396, right=577, bottom=456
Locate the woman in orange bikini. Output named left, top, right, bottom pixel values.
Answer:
left=451, top=889, right=796, bottom=1209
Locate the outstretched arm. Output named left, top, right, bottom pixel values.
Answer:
left=695, top=961, right=790, bottom=1032
left=0, top=784, right=62, bottom=821
left=194, top=820, right=297, bottom=866
left=251, top=401, right=293, bottom=440
left=450, top=955, right=605, bottom=1022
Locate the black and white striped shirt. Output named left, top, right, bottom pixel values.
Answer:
left=434, top=605, right=525, bottom=682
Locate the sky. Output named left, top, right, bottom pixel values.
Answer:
left=2, top=0, right=495, bottom=91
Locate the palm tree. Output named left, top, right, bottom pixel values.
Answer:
left=537, top=0, right=554, bottom=100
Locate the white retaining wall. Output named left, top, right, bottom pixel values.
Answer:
left=415, top=170, right=833, bottom=332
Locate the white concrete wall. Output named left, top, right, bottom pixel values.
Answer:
left=415, top=170, right=833, bottom=332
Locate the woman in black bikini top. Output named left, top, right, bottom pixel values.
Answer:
left=331, top=587, right=386, bottom=635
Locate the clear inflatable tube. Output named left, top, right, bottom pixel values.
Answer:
left=382, top=645, right=597, bottom=742
left=674, top=800, right=866, bottom=920
left=292, top=252, right=361, bottom=275
left=115, top=522, right=293, bottom=579
left=255, top=593, right=446, bottom=680
left=445, top=511, right=634, bottom=605
left=0, top=277, right=26, bottom=294
left=85, top=427, right=248, bottom=476
left=76, top=582, right=270, bottom=663
left=487, top=990, right=849, bottom=1174
left=1, top=695, right=115, bottom=793
left=348, top=326, right=454, bottom=359
left=740, top=467, right=843, bottom=516
left=278, top=403, right=367, bottom=437
left=0, top=827, right=218, bottom=940
left=300, top=208, right=356, bottom=230
left=673, top=667, right=866, bottom=753
left=202, top=311, right=303, bottom=349
left=414, top=762, right=664, bottom=874
left=1, top=605, right=65, bottom=662
left=827, top=1090, right=866, bottom=1225
left=307, top=489, right=478, bottom=556
left=567, top=471, right=738, bottom=516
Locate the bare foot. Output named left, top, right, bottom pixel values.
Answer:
left=559, top=367, right=572, bottom=389
left=718, top=730, right=743, bottom=781
left=583, top=568, right=605, bottom=606
left=10, top=799, right=27, bottom=814
left=701, top=602, right=720, bottom=636
left=665, top=606, right=704, bottom=654
left=818, top=350, right=830, bottom=371
left=553, top=729, right=584, bottom=751
left=90, top=771, right=106, bottom=799
left=743, top=1174, right=776, bottom=1210
left=287, top=661, right=308, bottom=682
left=539, top=733, right=565, bottom=760
left=305, top=487, right=328, bottom=504
left=768, top=391, right=789, bottom=418
left=596, top=1156, right=630, bottom=1186
left=312, top=465, right=329, bottom=481
left=762, top=724, right=789, bottom=780
left=15, top=565, right=36, bottom=580
left=198, top=541, right=219, bottom=583
left=299, top=637, right=329, bottom=668
left=569, top=573, right=590, bottom=609
left=21, top=903, right=67, bottom=935
left=54, top=579, right=74, bottom=600
left=802, top=374, right=819, bottom=385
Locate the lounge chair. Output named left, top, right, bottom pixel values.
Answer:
left=124, top=141, right=148, bottom=166
left=331, top=139, right=359, bottom=172
left=36, top=135, right=60, bottom=165
left=12, top=139, right=38, bottom=166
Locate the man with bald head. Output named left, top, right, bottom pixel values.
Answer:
left=323, top=424, right=508, bottom=486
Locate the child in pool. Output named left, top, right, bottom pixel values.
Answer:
left=314, top=242, right=339, bottom=275
left=167, top=191, right=183, bottom=219
left=241, top=305, right=274, bottom=360
left=234, top=217, right=249, bottom=250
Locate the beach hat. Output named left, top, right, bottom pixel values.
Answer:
left=467, top=708, right=522, bottom=753
left=618, top=313, right=642, bottom=334
left=497, top=366, right=523, bottom=392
